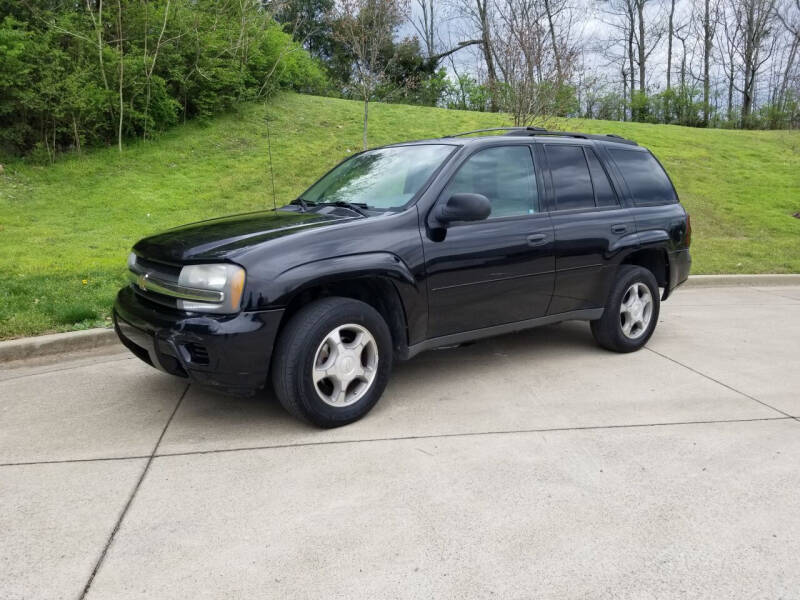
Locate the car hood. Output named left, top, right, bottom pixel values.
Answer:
left=133, top=209, right=359, bottom=263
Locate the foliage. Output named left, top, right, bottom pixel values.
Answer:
left=0, top=1, right=326, bottom=159
left=1, top=92, right=798, bottom=339
left=499, top=80, right=580, bottom=125
left=442, top=75, right=492, bottom=112
left=279, top=0, right=448, bottom=108
left=276, top=0, right=336, bottom=62
left=332, top=0, right=407, bottom=101
left=643, top=87, right=707, bottom=127
left=590, top=93, right=627, bottom=122
left=378, top=37, right=448, bottom=106
left=753, top=92, right=800, bottom=129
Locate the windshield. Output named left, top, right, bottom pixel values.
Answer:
left=300, top=144, right=455, bottom=210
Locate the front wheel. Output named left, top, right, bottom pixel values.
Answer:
left=590, top=265, right=660, bottom=353
left=271, top=297, right=393, bottom=428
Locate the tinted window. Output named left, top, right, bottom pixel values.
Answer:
left=608, top=149, right=677, bottom=204
left=446, top=146, right=537, bottom=218
left=585, top=148, right=619, bottom=207
left=545, top=145, right=594, bottom=210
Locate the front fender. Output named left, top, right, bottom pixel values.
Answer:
left=270, top=252, right=416, bottom=301
left=255, top=252, right=427, bottom=346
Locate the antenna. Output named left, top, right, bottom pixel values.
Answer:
left=265, top=113, right=277, bottom=212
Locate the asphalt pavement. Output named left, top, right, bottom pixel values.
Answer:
left=2, top=283, right=799, bottom=599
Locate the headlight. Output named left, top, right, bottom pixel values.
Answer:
left=177, top=263, right=246, bottom=314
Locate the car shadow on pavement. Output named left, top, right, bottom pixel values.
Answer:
left=159, top=321, right=604, bottom=438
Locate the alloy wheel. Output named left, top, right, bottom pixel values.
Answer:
left=312, top=324, right=379, bottom=407
left=619, top=282, right=653, bottom=339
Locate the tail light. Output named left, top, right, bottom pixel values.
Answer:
left=685, top=213, right=692, bottom=247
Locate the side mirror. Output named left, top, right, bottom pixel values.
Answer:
left=434, top=193, right=491, bottom=226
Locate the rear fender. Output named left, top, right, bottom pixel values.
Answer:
left=599, top=232, right=642, bottom=301
left=617, top=237, right=675, bottom=300
left=609, top=231, right=642, bottom=254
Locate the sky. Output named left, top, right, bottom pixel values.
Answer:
left=398, top=0, right=793, bottom=109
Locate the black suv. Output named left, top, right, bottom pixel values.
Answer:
left=115, top=127, right=691, bottom=427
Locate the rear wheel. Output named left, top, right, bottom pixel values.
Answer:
left=590, top=265, right=660, bottom=353
left=271, top=297, right=392, bottom=427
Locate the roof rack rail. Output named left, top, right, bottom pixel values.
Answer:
left=504, top=129, right=638, bottom=146
left=444, top=127, right=543, bottom=137
left=444, top=126, right=637, bottom=146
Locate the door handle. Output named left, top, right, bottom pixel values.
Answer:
left=611, top=224, right=628, bottom=234
left=527, top=233, right=548, bottom=247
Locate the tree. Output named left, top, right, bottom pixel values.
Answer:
left=666, top=0, right=676, bottom=90
left=601, top=0, right=638, bottom=118
left=775, top=0, right=800, bottom=112
left=381, top=36, right=450, bottom=105
left=492, top=0, right=578, bottom=124
left=0, top=0, right=327, bottom=158
left=735, top=0, right=778, bottom=122
left=718, top=0, right=743, bottom=122
left=632, top=0, right=664, bottom=113
left=411, top=0, right=437, bottom=57
left=334, top=0, right=408, bottom=149
left=695, top=0, right=719, bottom=125
left=142, top=0, right=172, bottom=140
left=449, top=0, right=501, bottom=109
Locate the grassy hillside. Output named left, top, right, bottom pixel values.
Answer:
left=1, top=93, right=799, bottom=339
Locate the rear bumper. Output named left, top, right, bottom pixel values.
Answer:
left=664, top=248, right=691, bottom=299
left=113, top=286, right=284, bottom=394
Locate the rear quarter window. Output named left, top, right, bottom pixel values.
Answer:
left=608, top=148, right=677, bottom=205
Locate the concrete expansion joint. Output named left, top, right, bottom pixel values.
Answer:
left=77, top=383, right=190, bottom=600
left=2, top=415, right=795, bottom=471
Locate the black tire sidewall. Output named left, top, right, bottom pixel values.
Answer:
left=593, top=265, right=660, bottom=352
left=289, top=299, right=392, bottom=427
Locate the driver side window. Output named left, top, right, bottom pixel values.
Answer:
left=444, top=146, right=537, bottom=219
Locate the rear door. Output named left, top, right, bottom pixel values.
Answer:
left=423, top=144, right=555, bottom=338
left=539, top=142, right=637, bottom=314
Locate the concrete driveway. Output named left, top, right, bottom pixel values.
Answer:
left=2, top=283, right=799, bottom=600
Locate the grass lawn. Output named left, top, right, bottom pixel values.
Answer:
left=1, top=92, right=799, bottom=339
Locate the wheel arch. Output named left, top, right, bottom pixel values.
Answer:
left=619, top=246, right=671, bottom=298
left=271, top=253, right=422, bottom=356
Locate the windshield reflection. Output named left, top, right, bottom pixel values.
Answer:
left=301, top=144, right=455, bottom=210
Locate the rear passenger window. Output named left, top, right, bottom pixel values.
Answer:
left=445, top=145, right=537, bottom=218
left=608, top=148, right=677, bottom=205
left=585, top=148, right=619, bottom=207
left=545, top=145, right=594, bottom=210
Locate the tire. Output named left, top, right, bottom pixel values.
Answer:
left=271, top=297, right=393, bottom=428
left=590, top=265, right=660, bottom=353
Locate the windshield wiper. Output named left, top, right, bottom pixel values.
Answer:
left=289, top=197, right=317, bottom=211
left=326, top=200, right=370, bottom=216
left=291, top=197, right=370, bottom=216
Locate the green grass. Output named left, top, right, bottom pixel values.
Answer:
left=1, top=92, right=799, bottom=339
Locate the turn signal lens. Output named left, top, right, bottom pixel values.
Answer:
left=228, top=267, right=246, bottom=312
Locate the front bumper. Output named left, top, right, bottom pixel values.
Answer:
left=113, top=286, right=284, bottom=394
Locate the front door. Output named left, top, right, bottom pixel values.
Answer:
left=422, top=144, right=555, bottom=339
